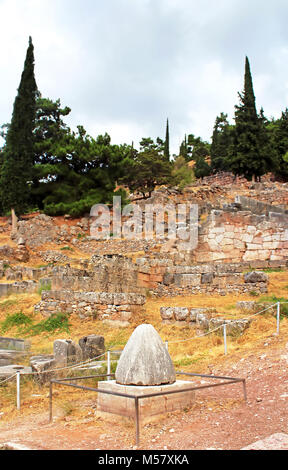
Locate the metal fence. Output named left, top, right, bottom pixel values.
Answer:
left=48, top=370, right=247, bottom=446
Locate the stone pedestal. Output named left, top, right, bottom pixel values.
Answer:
left=97, top=380, right=195, bottom=423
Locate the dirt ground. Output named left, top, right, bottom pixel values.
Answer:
left=0, top=337, right=287, bottom=451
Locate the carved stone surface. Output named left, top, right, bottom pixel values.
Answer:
left=115, top=324, right=176, bottom=386
left=79, top=334, right=105, bottom=360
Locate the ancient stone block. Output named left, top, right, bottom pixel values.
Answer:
left=115, top=324, right=176, bottom=386
left=79, top=335, right=105, bottom=361
left=97, top=380, right=195, bottom=423
left=201, top=273, right=214, bottom=284
left=244, top=271, right=268, bottom=283
left=174, top=273, right=201, bottom=287
left=53, top=339, right=82, bottom=365
left=174, top=307, right=189, bottom=321
left=30, top=355, right=56, bottom=385
left=209, top=318, right=251, bottom=336
left=160, top=307, right=175, bottom=321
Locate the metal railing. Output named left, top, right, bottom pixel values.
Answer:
left=48, top=371, right=247, bottom=446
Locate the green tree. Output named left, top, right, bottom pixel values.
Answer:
left=0, top=36, right=39, bottom=215
left=39, top=127, right=131, bottom=217
left=210, top=113, right=234, bottom=172
left=230, top=57, right=273, bottom=180
left=119, top=138, right=172, bottom=197
left=269, top=109, right=288, bottom=179
left=164, top=118, right=170, bottom=161
left=30, top=97, right=131, bottom=216
left=180, top=134, right=210, bottom=162
left=179, top=134, right=188, bottom=160
left=194, top=155, right=211, bottom=179
left=171, top=155, right=194, bottom=189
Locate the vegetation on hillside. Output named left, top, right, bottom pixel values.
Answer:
left=1, top=39, right=288, bottom=218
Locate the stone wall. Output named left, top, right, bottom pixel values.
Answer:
left=0, top=280, right=38, bottom=298
left=51, top=255, right=146, bottom=294
left=34, top=290, right=146, bottom=323
left=136, top=258, right=270, bottom=296
left=194, top=209, right=288, bottom=264
left=235, top=195, right=288, bottom=215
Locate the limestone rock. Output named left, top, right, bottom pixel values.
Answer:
left=115, top=324, right=176, bottom=386
left=244, top=271, right=268, bottom=283
left=30, top=355, right=56, bottom=385
left=53, top=339, right=82, bottom=365
left=79, top=334, right=105, bottom=360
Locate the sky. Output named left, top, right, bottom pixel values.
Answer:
left=0, top=0, right=288, bottom=156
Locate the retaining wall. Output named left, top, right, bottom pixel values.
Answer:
left=34, top=290, right=146, bottom=323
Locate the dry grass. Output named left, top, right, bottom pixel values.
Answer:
left=0, top=270, right=287, bottom=422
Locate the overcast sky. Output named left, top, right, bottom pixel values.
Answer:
left=1, top=0, right=288, bottom=155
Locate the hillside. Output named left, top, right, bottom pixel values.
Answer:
left=0, top=175, right=287, bottom=450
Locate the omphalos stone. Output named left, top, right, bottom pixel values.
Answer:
left=115, top=324, right=176, bottom=386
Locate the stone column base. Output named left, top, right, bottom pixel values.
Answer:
left=97, top=380, right=195, bottom=423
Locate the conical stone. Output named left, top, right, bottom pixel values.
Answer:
left=115, top=324, right=176, bottom=386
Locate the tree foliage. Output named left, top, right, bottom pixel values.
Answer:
left=171, top=156, right=194, bottom=189
left=210, top=112, right=234, bottom=172
left=0, top=37, right=38, bottom=215
left=229, top=57, right=274, bottom=180
left=119, top=137, right=172, bottom=197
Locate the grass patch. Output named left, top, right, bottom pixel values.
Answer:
left=173, top=356, right=202, bottom=367
left=257, top=294, right=288, bottom=303
left=24, top=313, right=71, bottom=336
left=0, top=311, right=33, bottom=333
left=262, top=267, right=285, bottom=273
left=60, top=246, right=74, bottom=251
left=0, top=298, right=18, bottom=310
left=77, top=233, right=86, bottom=240
left=257, top=295, right=288, bottom=318
left=249, top=290, right=260, bottom=297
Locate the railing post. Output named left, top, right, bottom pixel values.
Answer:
left=223, top=323, right=227, bottom=355
left=49, top=381, right=53, bottom=423
left=16, top=372, right=20, bottom=411
left=165, top=340, right=168, bottom=351
left=107, top=350, right=111, bottom=380
left=276, top=302, right=280, bottom=335
left=242, top=379, right=247, bottom=402
left=135, top=397, right=140, bottom=446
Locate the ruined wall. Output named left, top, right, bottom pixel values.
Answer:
left=34, top=255, right=147, bottom=322
left=160, top=306, right=251, bottom=335
left=136, top=259, right=270, bottom=297
left=34, top=290, right=146, bottom=323
left=194, top=209, right=288, bottom=264
left=51, top=255, right=145, bottom=294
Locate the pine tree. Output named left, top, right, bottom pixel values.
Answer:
left=270, top=108, right=288, bottom=179
left=0, top=37, right=38, bottom=215
left=210, top=112, right=234, bottom=172
left=164, top=118, right=170, bottom=160
left=179, top=135, right=188, bottom=160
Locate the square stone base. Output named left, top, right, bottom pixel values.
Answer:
left=97, top=380, right=195, bottom=423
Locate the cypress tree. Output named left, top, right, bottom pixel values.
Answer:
left=0, top=36, right=38, bottom=215
left=230, top=57, right=263, bottom=180
left=164, top=118, right=170, bottom=160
